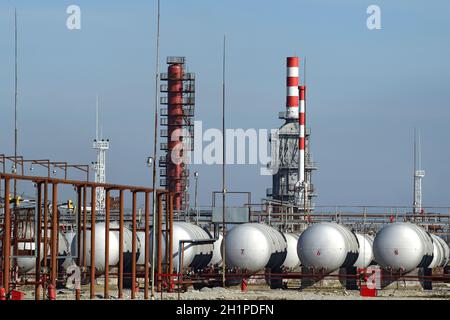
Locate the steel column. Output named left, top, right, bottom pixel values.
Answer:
left=144, top=192, right=150, bottom=299
left=90, top=187, right=96, bottom=299
left=51, top=183, right=58, bottom=287
left=82, top=186, right=87, bottom=273
left=157, top=193, right=163, bottom=292
left=168, top=193, right=174, bottom=285
left=35, top=182, right=42, bottom=300
left=118, top=190, right=124, bottom=298
left=104, top=189, right=110, bottom=299
left=131, top=191, right=137, bottom=299
left=3, top=178, right=11, bottom=292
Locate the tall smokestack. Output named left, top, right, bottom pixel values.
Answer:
left=286, top=57, right=299, bottom=119
left=299, top=85, right=306, bottom=185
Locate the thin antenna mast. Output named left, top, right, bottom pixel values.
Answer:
left=413, top=128, right=417, bottom=216
left=150, top=0, right=161, bottom=300
left=221, top=35, right=227, bottom=288
left=13, top=8, right=18, bottom=198
left=96, top=94, right=99, bottom=141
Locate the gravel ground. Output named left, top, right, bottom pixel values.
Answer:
left=18, top=283, right=450, bottom=300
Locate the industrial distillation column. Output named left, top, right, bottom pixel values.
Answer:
left=268, top=56, right=317, bottom=210
left=160, top=57, right=195, bottom=212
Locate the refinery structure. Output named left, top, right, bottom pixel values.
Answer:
left=267, top=57, right=317, bottom=213
left=0, top=8, right=449, bottom=302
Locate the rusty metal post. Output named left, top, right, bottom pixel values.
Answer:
left=35, top=182, right=43, bottom=300
left=43, top=181, right=49, bottom=271
left=104, top=190, right=110, bottom=299
left=144, top=192, right=150, bottom=299
left=165, top=193, right=170, bottom=288
left=90, top=187, right=96, bottom=299
left=131, top=191, right=137, bottom=299
left=157, top=192, right=163, bottom=292
left=169, top=193, right=174, bottom=286
left=3, top=178, right=11, bottom=292
left=82, top=186, right=87, bottom=272
left=76, top=186, right=82, bottom=266
left=118, top=190, right=124, bottom=298
left=51, top=183, right=58, bottom=288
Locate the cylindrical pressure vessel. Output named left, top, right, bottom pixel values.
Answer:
left=373, top=222, right=434, bottom=273
left=208, top=233, right=223, bottom=267
left=354, top=233, right=374, bottom=269
left=281, top=233, right=300, bottom=270
left=150, top=222, right=213, bottom=271
left=297, top=222, right=359, bottom=272
left=225, top=223, right=287, bottom=273
left=71, top=222, right=120, bottom=273
left=429, top=234, right=450, bottom=268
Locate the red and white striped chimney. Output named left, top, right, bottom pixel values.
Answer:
left=286, top=57, right=299, bottom=119
left=299, top=85, right=306, bottom=184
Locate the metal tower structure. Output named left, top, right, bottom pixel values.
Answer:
left=92, top=96, right=110, bottom=213
left=267, top=57, right=317, bottom=210
left=159, top=57, right=195, bottom=212
left=413, top=129, right=425, bottom=215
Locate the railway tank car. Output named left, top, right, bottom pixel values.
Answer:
left=297, top=222, right=359, bottom=272
left=225, top=223, right=287, bottom=273
left=373, top=222, right=434, bottom=273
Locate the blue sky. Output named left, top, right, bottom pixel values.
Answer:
left=1, top=0, right=450, bottom=208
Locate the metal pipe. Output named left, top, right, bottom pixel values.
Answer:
left=150, top=0, right=161, bottom=300
left=131, top=191, right=137, bottom=299
left=51, top=183, right=58, bottom=287
left=42, top=181, right=48, bottom=297
left=0, top=172, right=163, bottom=193
left=118, top=190, right=124, bottom=298
left=164, top=193, right=170, bottom=292
left=104, top=189, right=110, bottom=299
left=3, top=178, right=11, bottom=292
left=82, top=186, right=87, bottom=273
left=157, top=193, right=163, bottom=292
left=76, top=187, right=82, bottom=267
left=168, top=193, right=174, bottom=285
left=35, top=182, right=42, bottom=300
left=144, top=192, right=150, bottom=299
left=221, top=35, right=227, bottom=288
left=75, top=186, right=82, bottom=300
left=194, top=173, right=199, bottom=224
left=90, top=187, right=96, bottom=299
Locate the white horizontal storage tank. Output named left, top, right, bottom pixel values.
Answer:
left=110, top=222, right=141, bottom=268
left=297, top=222, right=359, bottom=273
left=429, top=234, right=450, bottom=268
left=14, top=241, right=45, bottom=274
left=354, top=233, right=374, bottom=269
left=136, top=231, right=147, bottom=265
left=71, top=222, right=120, bottom=273
left=281, top=233, right=300, bottom=270
left=58, top=230, right=75, bottom=270
left=208, top=233, right=223, bottom=267
left=150, top=222, right=213, bottom=271
left=225, top=223, right=287, bottom=273
left=0, top=222, right=44, bottom=274
left=373, top=222, right=434, bottom=273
